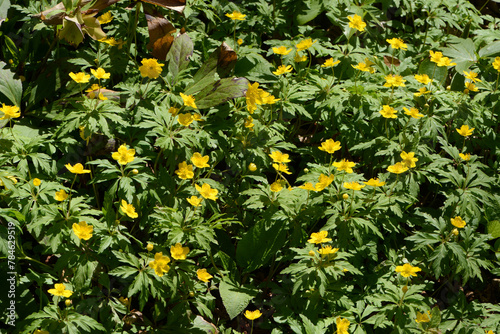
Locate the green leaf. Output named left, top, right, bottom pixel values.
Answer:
left=236, top=218, right=287, bottom=273
left=166, top=33, right=193, bottom=84
left=218, top=279, right=258, bottom=320
left=418, top=60, right=447, bottom=86
left=478, top=40, right=500, bottom=58
left=487, top=220, right=500, bottom=239
left=428, top=306, right=441, bottom=328
left=195, top=77, right=249, bottom=109
left=442, top=38, right=476, bottom=73
left=295, top=0, right=324, bottom=25
left=0, top=62, right=22, bottom=106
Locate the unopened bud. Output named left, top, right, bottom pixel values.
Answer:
left=303, top=168, right=309, bottom=173
left=343, top=194, right=349, bottom=200
left=446, top=86, right=451, bottom=91
left=463, top=89, right=469, bottom=94
left=452, top=228, right=459, bottom=236
left=248, top=163, right=257, bottom=172
left=132, top=169, right=139, bottom=174
left=146, top=243, right=154, bottom=252
left=65, top=299, right=72, bottom=307
left=308, top=250, right=315, bottom=257
left=402, top=285, right=408, bottom=293
left=189, top=291, right=195, bottom=297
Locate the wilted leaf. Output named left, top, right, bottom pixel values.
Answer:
left=59, top=16, right=84, bottom=46
left=145, top=7, right=176, bottom=60
left=384, top=55, right=400, bottom=67
left=86, top=0, right=121, bottom=11
left=141, top=0, right=186, bottom=13
left=195, top=77, right=249, bottom=109
left=82, top=14, right=106, bottom=41
left=36, top=2, right=67, bottom=25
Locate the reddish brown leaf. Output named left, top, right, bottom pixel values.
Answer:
left=144, top=7, right=176, bottom=60
left=36, top=2, right=66, bottom=25
left=384, top=55, right=400, bottom=67
left=141, top=0, right=186, bottom=13
left=217, top=42, right=237, bottom=75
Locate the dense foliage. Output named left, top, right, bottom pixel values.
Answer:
left=1, top=0, right=499, bottom=333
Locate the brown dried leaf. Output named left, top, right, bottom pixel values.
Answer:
left=217, top=42, right=237, bottom=76
left=384, top=55, right=400, bottom=67
left=36, top=2, right=66, bottom=25
left=141, top=0, right=186, bottom=13
left=145, top=7, right=176, bottom=60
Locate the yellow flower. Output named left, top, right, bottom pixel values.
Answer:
left=308, top=230, right=332, bottom=244
left=193, top=113, right=203, bottom=122
left=379, top=105, right=398, bottom=119
left=69, top=72, right=90, bottom=83
left=387, top=162, right=408, bottom=174
left=197, top=269, right=213, bottom=282
left=352, top=59, right=375, bottom=73
left=261, top=94, right=279, bottom=104
left=296, top=38, right=316, bottom=51
left=149, top=252, right=170, bottom=277
left=321, top=58, right=340, bottom=68
left=395, top=263, right=422, bottom=277
left=91, top=67, right=110, bottom=80
left=384, top=74, right=406, bottom=88
left=168, top=107, right=179, bottom=116
left=48, top=283, right=73, bottom=297
left=270, top=181, right=284, bottom=192
left=248, top=163, right=257, bottom=172
left=269, top=151, right=291, bottom=163
left=195, top=183, right=218, bottom=201
left=121, top=200, right=138, bottom=218
left=175, top=161, right=194, bottom=180
left=33, top=178, right=41, bottom=186
left=401, top=151, right=418, bottom=168
left=456, top=125, right=474, bottom=137
left=112, top=144, right=135, bottom=165
left=170, top=243, right=189, bottom=260
left=415, top=311, right=430, bottom=323
left=464, top=81, right=479, bottom=92
left=318, top=139, right=341, bottom=154
left=180, top=93, right=197, bottom=109
left=451, top=216, right=466, bottom=228
left=403, top=107, right=424, bottom=119
left=364, top=178, right=385, bottom=187
left=244, top=310, right=262, bottom=320
left=244, top=116, right=254, bottom=129
left=98, top=92, right=108, bottom=100
left=315, top=174, right=334, bottom=191
left=459, top=153, right=471, bottom=161
left=139, top=58, right=164, bottom=79
left=273, top=65, right=293, bottom=75
left=436, top=57, right=457, bottom=67
left=414, top=74, right=431, bottom=85
left=386, top=37, right=407, bottom=50
left=226, top=10, right=246, bottom=20
left=272, top=46, right=292, bottom=55
left=0, top=104, right=20, bottom=120
left=72, top=221, right=93, bottom=240
left=191, top=152, right=210, bottom=168
left=0, top=175, right=17, bottom=189
left=273, top=163, right=292, bottom=175
left=99, top=37, right=123, bottom=47
left=237, top=38, right=243, bottom=45
left=55, top=189, right=68, bottom=201
left=347, top=14, right=366, bottom=32
left=177, top=113, right=194, bottom=126
left=299, top=182, right=316, bottom=191
left=65, top=163, right=91, bottom=174
left=333, top=159, right=356, bottom=173
left=318, top=245, right=339, bottom=255
left=187, top=195, right=203, bottom=207
left=493, top=57, right=500, bottom=72
left=429, top=50, right=443, bottom=64
left=245, top=82, right=272, bottom=113
left=414, top=87, right=431, bottom=97
left=343, top=181, right=365, bottom=191
left=294, top=53, right=308, bottom=63
left=336, top=317, right=350, bottom=334
left=98, top=12, right=113, bottom=24
left=463, top=71, right=481, bottom=82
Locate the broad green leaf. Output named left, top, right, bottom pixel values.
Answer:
left=166, top=33, right=193, bottom=84
left=195, top=77, right=249, bottom=109
left=0, top=62, right=22, bottom=106
left=442, top=38, right=476, bottom=73
left=478, top=40, right=500, bottom=58
left=487, top=220, right=500, bottom=239
left=236, top=218, right=287, bottom=272
left=295, top=0, right=324, bottom=25
left=218, top=279, right=258, bottom=320
left=418, top=59, right=447, bottom=86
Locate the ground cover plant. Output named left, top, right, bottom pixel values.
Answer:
left=1, top=0, right=500, bottom=333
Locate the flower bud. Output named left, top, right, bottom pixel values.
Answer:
left=342, top=194, right=349, bottom=200
left=303, top=168, right=309, bottom=173
left=248, top=163, right=257, bottom=172
left=189, top=291, right=195, bottom=297
left=146, top=243, right=154, bottom=252
left=402, top=285, right=408, bottom=293
left=65, top=299, right=72, bottom=307
left=452, top=228, right=459, bottom=236
left=308, top=250, right=315, bottom=257
left=446, top=86, right=451, bottom=91
left=132, top=169, right=139, bottom=174
left=463, top=89, right=469, bottom=94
